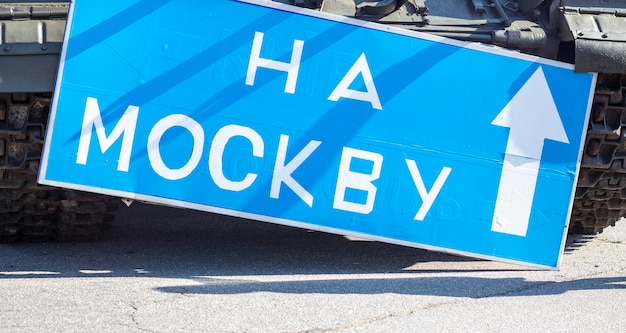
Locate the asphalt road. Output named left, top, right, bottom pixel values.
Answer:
left=1, top=202, right=625, bottom=332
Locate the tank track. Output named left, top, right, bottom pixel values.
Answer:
left=570, top=74, right=626, bottom=234
left=0, top=93, right=117, bottom=243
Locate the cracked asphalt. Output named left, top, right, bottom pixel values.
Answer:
left=1, top=202, right=625, bottom=332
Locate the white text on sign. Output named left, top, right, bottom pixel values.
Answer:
left=76, top=97, right=452, bottom=219
left=74, top=30, right=452, bottom=220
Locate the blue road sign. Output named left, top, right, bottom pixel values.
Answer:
left=40, top=0, right=596, bottom=268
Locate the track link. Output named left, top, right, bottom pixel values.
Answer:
left=0, top=93, right=117, bottom=242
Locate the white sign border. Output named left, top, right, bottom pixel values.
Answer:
left=38, top=0, right=598, bottom=269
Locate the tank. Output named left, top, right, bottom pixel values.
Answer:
left=0, top=0, right=624, bottom=242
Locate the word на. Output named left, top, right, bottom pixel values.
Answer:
left=246, top=31, right=383, bottom=110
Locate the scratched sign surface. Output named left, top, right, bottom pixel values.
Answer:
left=40, top=0, right=595, bottom=268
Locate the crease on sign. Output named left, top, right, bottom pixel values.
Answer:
left=497, top=151, right=576, bottom=178
left=103, top=40, right=146, bottom=78
left=366, top=137, right=504, bottom=164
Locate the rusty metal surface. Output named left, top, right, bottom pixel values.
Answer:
left=572, top=74, right=626, bottom=233
left=0, top=94, right=117, bottom=242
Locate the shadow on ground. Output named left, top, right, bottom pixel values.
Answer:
left=1, top=203, right=622, bottom=299
left=1, top=203, right=487, bottom=277
left=156, top=275, right=626, bottom=297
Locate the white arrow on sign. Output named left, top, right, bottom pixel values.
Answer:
left=491, top=67, right=569, bottom=237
